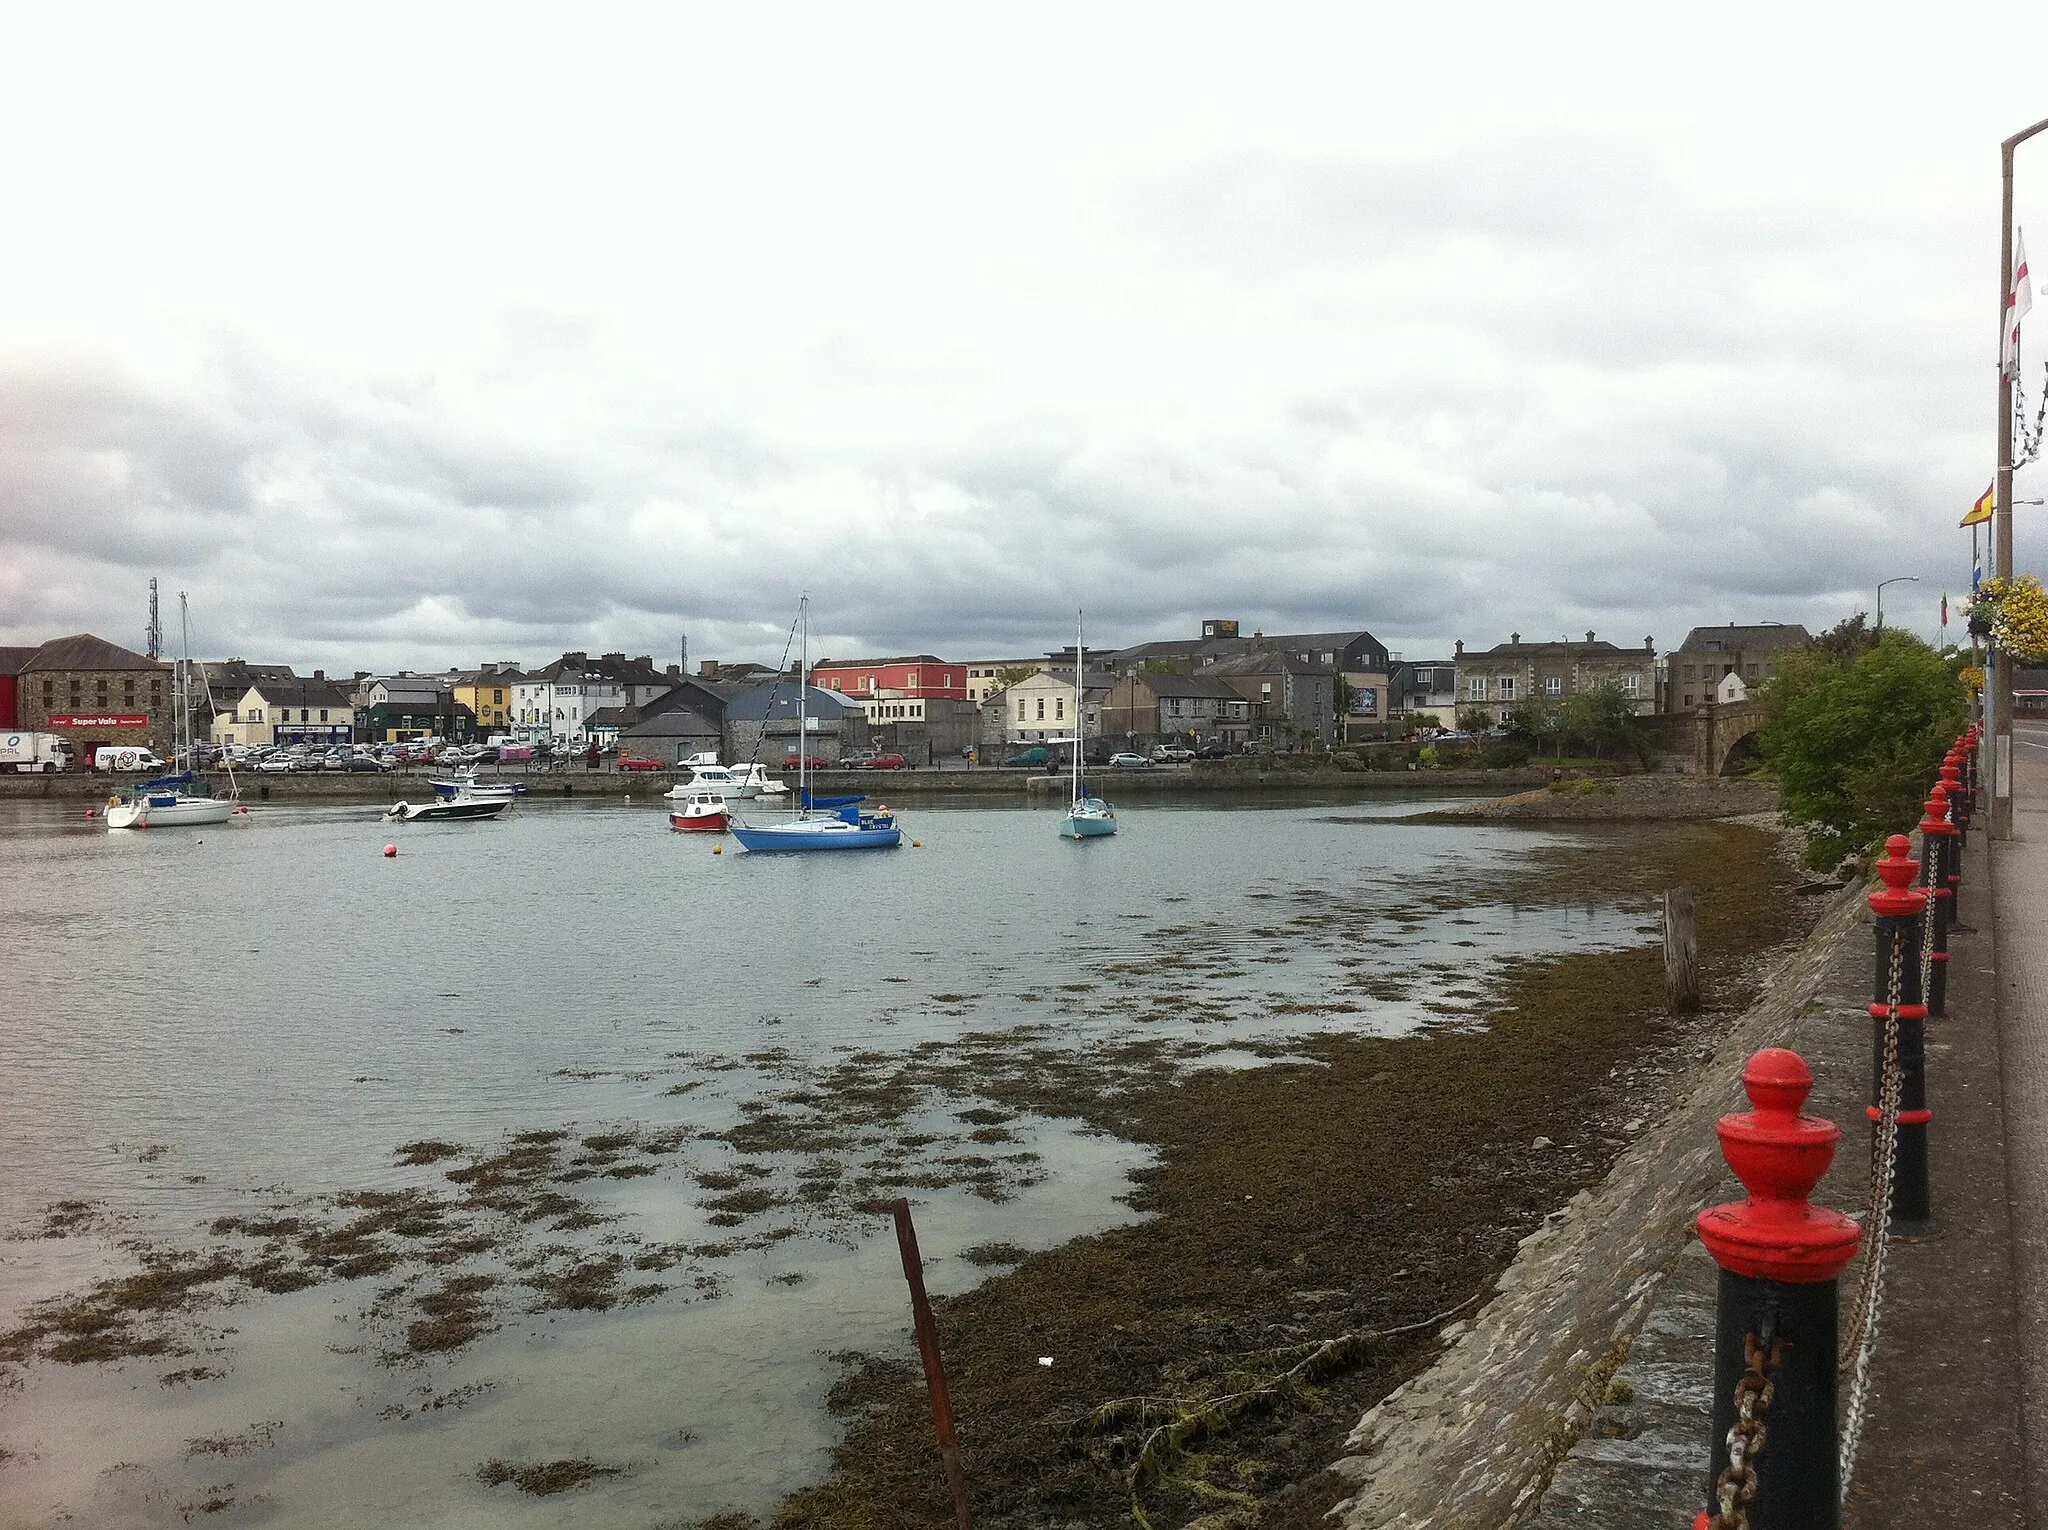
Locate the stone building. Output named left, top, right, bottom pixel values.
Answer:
left=1663, top=623, right=1810, bottom=712
left=17, top=634, right=174, bottom=761
left=1453, top=633, right=1657, bottom=725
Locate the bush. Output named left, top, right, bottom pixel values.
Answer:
left=1481, top=739, right=1532, bottom=769
left=1760, top=631, right=1968, bottom=868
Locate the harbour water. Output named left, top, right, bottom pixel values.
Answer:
left=0, top=795, right=1658, bottom=1527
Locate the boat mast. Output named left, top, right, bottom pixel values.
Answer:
left=797, top=593, right=808, bottom=812
left=1074, top=610, right=1084, bottom=805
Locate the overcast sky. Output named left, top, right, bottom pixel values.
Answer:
left=2, top=4, right=2044, bottom=673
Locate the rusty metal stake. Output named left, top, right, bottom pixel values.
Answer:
left=892, top=1197, right=973, bottom=1529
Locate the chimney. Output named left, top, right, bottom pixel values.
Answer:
left=1510, top=633, right=1520, bottom=646
left=1454, top=640, right=1464, bottom=657
left=666, top=663, right=680, bottom=679
left=1645, top=637, right=1655, bottom=653
left=700, top=660, right=718, bottom=677
left=313, top=669, right=325, bottom=681
left=1586, top=630, right=1595, bottom=643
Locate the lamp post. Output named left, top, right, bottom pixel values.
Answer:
left=1875, top=575, right=1920, bottom=634
left=1993, top=117, right=2048, bottom=839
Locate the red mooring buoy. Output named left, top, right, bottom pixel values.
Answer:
left=383, top=844, right=398, bottom=858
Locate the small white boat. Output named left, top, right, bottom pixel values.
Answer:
left=727, top=763, right=787, bottom=798
left=385, top=794, right=511, bottom=822
left=430, top=771, right=521, bottom=801
left=665, top=763, right=741, bottom=799
left=669, top=790, right=730, bottom=832
left=106, top=773, right=236, bottom=830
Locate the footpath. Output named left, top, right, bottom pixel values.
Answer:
left=1323, top=748, right=2045, bottom=1527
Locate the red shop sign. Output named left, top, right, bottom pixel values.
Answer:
left=46, top=714, right=149, bottom=728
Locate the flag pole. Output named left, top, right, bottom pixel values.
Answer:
left=1992, top=119, right=2048, bottom=839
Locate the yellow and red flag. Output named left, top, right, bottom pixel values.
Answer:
left=1963, top=483, right=1995, bottom=527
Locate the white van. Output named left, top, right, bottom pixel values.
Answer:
left=95, top=746, right=166, bottom=773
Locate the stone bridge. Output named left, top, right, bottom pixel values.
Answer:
left=1689, top=698, right=1766, bottom=775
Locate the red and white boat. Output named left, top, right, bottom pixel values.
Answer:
left=669, top=790, right=730, bottom=832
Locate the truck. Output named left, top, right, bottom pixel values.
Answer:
left=0, top=732, right=74, bottom=772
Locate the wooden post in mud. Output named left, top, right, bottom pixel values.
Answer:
left=891, top=1197, right=973, bottom=1530
left=1663, top=887, right=1699, bottom=1013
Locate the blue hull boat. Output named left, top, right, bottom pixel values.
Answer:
left=731, top=819, right=902, bottom=851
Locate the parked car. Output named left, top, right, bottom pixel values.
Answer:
left=1108, top=752, right=1154, bottom=769
left=254, top=755, right=298, bottom=773
left=1194, top=742, right=1232, bottom=760
left=783, top=751, right=831, bottom=769
left=339, top=755, right=393, bottom=773
left=1150, top=745, right=1194, bottom=764
left=1003, top=746, right=1051, bottom=768
left=617, top=754, right=665, bottom=772
left=857, top=753, right=908, bottom=770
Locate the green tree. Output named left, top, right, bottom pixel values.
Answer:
left=1759, top=631, right=1967, bottom=868
left=992, top=665, right=1038, bottom=691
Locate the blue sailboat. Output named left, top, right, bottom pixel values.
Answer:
left=731, top=597, right=903, bottom=853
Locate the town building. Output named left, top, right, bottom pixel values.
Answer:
left=619, top=691, right=724, bottom=765
left=199, top=660, right=299, bottom=742
left=1392, top=658, right=1461, bottom=728
left=1100, top=672, right=1251, bottom=750
left=450, top=664, right=524, bottom=737
left=512, top=654, right=629, bottom=748
left=353, top=676, right=471, bottom=742
left=962, top=658, right=1047, bottom=702
left=221, top=673, right=357, bottom=748
left=1203, top=651, right=1339, bottom=747
left=0, top=647, right=37, bottom=728
left=997, top=669, right=1114, bottom=747
left=721, top=680, right=869, bottom=765
left=17, top=634, right=174, bottom=761
left=809, top=656, right=968, bottom=728
left=1453, top=633, right=1658, bottom=724
left=1664, top=624, right=1811, bottom=711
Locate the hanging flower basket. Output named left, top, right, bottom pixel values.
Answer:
left=1970, top=574, right=2048, bottom=662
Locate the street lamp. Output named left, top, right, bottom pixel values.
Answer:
left=1875, top=576, right=1920, bottom=634
left=1992, top=117, right=2048, bottom=838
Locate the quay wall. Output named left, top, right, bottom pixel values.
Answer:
left=1324, top=872, right=1868, bottom=1529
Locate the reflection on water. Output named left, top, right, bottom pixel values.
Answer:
left=0, top=795, right=1652, bottom=1526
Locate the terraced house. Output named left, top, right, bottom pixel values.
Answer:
left=1453, top=633, right=1657, bottom=725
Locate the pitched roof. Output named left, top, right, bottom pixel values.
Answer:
left=0, top=647, right=40, bottom=677
left=1672, top=624, right=1811, bottom=654
left=811, top=654, right=949, bottom=668
left=1464, top=638, right=1654, bottom=662
left=250, top=677, right=353, bottom=709
left=1129, top=672, right=1247, bottom=699
left=23, top=634, right=165, bottom=672
left=1201, top=651, right=1335, bottom=678
left=623, top=706, right=722, bottom=739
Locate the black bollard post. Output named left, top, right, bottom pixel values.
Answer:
left=1694, top=1048, right=1861, bottom=1530
left=1869, top=835, right=1931, bottom=1232
left=1921, top=788, right=1957, bottom=1018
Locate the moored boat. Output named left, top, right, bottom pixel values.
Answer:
left=430, top=772, right=522, bottom=801
left=669, top=790, right=730, bottom=832
left=384, top=794, right=511, bottom=822
left=1057, top=611, right=1116, bottom=840
left=665, top=763, right=741, bottom=799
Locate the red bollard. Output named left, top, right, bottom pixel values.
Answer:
left=1869, top=835, right=1931, bottom=1230
left=1694, top=1049, right=1861, bottom=1530
left=1920, top=789, right=1957, bottom=1017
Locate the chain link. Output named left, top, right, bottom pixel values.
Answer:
left=1707, top=1331, right=1784, bottom=1530
left=1837, top=916, right=1906, bottom=1492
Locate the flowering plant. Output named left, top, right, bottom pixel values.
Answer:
left=1959, top=665, right=1986, bottom=695
left=1969, top=574, right=2048, bottom=661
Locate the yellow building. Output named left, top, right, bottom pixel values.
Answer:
left=452, top=666, right=521, bottom=735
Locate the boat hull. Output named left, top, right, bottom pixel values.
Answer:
left=140, top=796, right=235, bottom=825
left=671, top=809, right=729, bottom=832
left=1059, top=810, right=1117, bottom=839
left=731, top=822, right=901, bottom=851
left=385, top=798, right=511, bottom=822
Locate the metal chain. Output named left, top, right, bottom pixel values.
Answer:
left=1707, top=1332, right=1784, bottom=1530
left=1837, top=923, right=1905, bottom=1492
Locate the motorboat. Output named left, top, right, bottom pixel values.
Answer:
left=384, top=793, right=512, bottom=822
left=430, top=770, right=522, bottom=801
left=1058, top=611, right=1117, bottom=840
left=726, top=763, right=787, bottom=799
left=665, top=763, right=741, bottom=799
left=669, top=790, right=730, bottom=832
left=731, top=597, right=901, bottom=853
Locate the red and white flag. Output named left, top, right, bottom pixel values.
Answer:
left=2005, top=231, right=2033, bottom=376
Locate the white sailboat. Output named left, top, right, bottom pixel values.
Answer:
left=105, top=595, right=239, bottom=830
left=1058, top=610, right=1116, bottom=840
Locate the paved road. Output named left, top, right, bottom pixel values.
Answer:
left=2001, top=723, right=2048, bottom=1522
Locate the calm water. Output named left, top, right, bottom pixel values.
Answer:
left=0, top=795, right=1653, bottom=1528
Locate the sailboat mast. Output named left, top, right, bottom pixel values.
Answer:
left=1074, top=610, right=1084, bottom=803
left=798, top=594, right=808, bottom=809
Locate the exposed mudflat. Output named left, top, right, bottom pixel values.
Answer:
left=1417, top=774, right=1779, bottom=822
left=761, top=821, right=1808, bottom=1530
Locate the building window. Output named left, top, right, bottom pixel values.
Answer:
left=493, top=689, right=503, bottom=704
left=1622, top=675, right=1640, bottom=697
left=1544, top=676, right=1562, bottom=698
left=1499, top=677, right=1516, bottom=701
left=1683, top=694, right=1694, bottom=707
left=1055, top=697, right=1065, bottom=719
left=1168, top=698, right=1182, bottom=716
left=1017, top=700, right=1027, bottom=722
left=1035, top=698, right=1045, bottom=720
left=319, top=709, right=328, bottom=722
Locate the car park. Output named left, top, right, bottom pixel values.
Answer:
left=1108, top=752, right=1154, bottom=769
